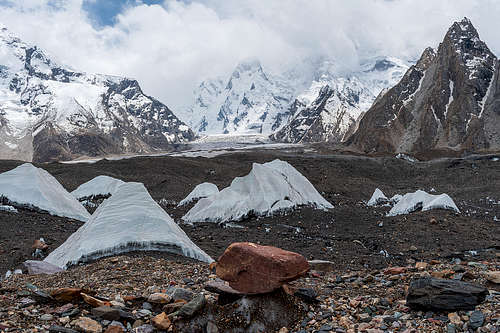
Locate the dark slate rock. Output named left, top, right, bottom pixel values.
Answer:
left=48, top=326, right=79, bottom=333
left=294, top=288, right=319, bottom=304
left=469, top=311, right=485, bottom=329
left=406, top=277, right=488, bottom=311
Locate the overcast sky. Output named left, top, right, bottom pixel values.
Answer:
left=0, top=0, right=499, bottom=109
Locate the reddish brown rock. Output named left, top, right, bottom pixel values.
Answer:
left=50, top=288, right=83, bottom=303
left=384, top=267, right=406, bottom=275
left=216, top=242, right=309, bottom=294
left=81, top=293, right=109, bottom=308
left=32, top=239, right=48, bottom=251
left=152, top=312, right=171, bottom=330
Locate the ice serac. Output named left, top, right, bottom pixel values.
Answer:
left=182, top=159, right=332, bottom=223
left=44, top=182, right=213, bottom=269
left=0, top=25, right=194, bottom=163
left=348, top=18, right=500, bottom=153
left=0, top=163, right=90, bottom=222
left=387, top=190, right=460, bottom=216
left=367, top=188, right=389, bottom=206
left=272, top=57, right=409, bottom=144
left=71, top=175, right=125, bottom=200
left=177, top=182, right=219, bottom=207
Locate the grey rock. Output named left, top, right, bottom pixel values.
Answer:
left=177, top=294, right=207, bottom=318
left=169, top=287, right=194, bottom=302
left=91, top=306, right=121, bottom=321
left=469, top=311, right=485, bottom=329
left=406, top=277, right=488, bottom=311
left=206, top=321, right=218, bottom=333
left=23, top=260, right=63, bottom=275
left=294, top=288, right=318, bottom=304
left=40, top=314, right=53, bottom=321
left=132, top=324, right=154, bottom=333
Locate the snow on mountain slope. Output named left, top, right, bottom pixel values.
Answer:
left=181, top=56, right=409, bottom=144
left=182, top=159, right=332, bottom=223
left=179, top=59, right=296, bottom=135
left=272, top=57, right=410, bottom=143
left=45, top=182, right=213, bottom=269
left=0, top=25, right=194, bottom=162
left=0, top=163, right=90, bottom=222
left=71, top=175, right=125, bottom=200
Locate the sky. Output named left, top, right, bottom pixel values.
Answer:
left=0, top=0, right=499, bottom=110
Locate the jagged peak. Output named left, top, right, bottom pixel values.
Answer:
left=233, top=58, right=264, bottom=75
left=446, top=17, right=482, bottom=45
left=415, top=47, right=436, bottom=71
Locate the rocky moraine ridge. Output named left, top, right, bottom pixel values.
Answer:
left=0, top=25, right=194, bottom=163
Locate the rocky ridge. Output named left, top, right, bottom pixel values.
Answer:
left=0, top=24, right=194, bottom=163
left=348, top=18, right=500, bottom=154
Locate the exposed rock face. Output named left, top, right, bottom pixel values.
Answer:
left=271, top=57, right=409, bottom=144
left=216, top=242, right=309, bottom=294
left=406, top=277, right=488, bottom=311
left=348, top=18, right=500, bottom=153
left=0, top=25, right=194, bottom=162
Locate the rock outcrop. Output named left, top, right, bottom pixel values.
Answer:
left=348, top=18, right=500, bottom=154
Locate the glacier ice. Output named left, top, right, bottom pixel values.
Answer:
left=0, top=163, right=90, bottom=222
left=177, top=182, right=219, bottom=207
left=367, top=188, right=389, bottom=206
left=44, top=182, right=213, bottom=269
left=72, top=175, right=125, bottom=200
left=182, top=159, right=332, bottom=223
left=387, top=190, right=460, bottom=216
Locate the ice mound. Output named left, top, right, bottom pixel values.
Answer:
left=0, top=163, right=90, bottom=222
left=0, top=205, right=17, bottom=213
left=367, top=188, right=389, bottom=206
left=177, top=182, right=219, bottom=207
left=182, top=159, right=332, bottom=223
left=44, top=182, right=213, bottom=268
left=387, top=190, right=460, bottom=216
left=72, top=175, right=125, bottom=200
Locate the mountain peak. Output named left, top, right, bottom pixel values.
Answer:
left=233, top=58, right=263, bottom=74
left=445, top=17, right=483, bottom=49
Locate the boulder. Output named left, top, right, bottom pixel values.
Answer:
left=406, top=277, right=488, bottom=311
left=50, top=288, right=83, bottom=303
left=216, top=242, right=309, bottom=294
left=23, top=260, right=63, bottom=275
left=485, top=271, right=500, bottom=284
left=151, top=312, right=171, bottom=330
left=72, top=317, right=102, bottom=333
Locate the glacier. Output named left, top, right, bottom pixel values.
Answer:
left=177, top=182, right=219, bottom=207
left=182, top=159, right=332, bottom=223
left=367, top=188, right=389, bottom=206
left=44, top=182, right=213, bottom=269
left=387, top=190, right=460, bottom=216
left=72, top=175, right=125, bottom=200
left=0, top=163, right=90, bottom=222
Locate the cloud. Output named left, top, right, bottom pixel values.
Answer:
left=0, top=0, right=498, bottom=110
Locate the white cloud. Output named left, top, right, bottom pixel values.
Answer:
left=0, top=0, right=498, bottom=110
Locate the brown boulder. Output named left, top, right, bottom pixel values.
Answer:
left=216, top=242, right=309, bottom=294
left=152, top=312, right=171, bottom=330
left=50, top=288, right=83, bottom=303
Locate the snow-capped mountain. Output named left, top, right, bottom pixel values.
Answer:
left=348, top=18, right=500, bottom=153
left=179, top=59, right=297, bottom=135
left=272, top=57, right=410, bottom=143
left=0, top=24, right=194, bottom=162
left=182, top=56, right=410, bottom=143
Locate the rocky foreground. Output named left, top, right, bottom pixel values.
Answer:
left=0, top=250, right=499, bottom=333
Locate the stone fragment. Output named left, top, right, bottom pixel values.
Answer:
left=151, top=312, right=171, bottom=330
left=91, top=306, right=121, bottom=321
left=81, top=293, right=108, bottom=308
left=406, top=277, right=488, bottom=311
left=73, top=317, right=102, bottom=333
left=307, top=260, right=336, bottom=272
left=48, top=325, right=79, bottom=333
left=147, top=293, right=171, bottom=304
left=33, top=239, right=49, bottom=250
left=469, top=311, right=485, bottom=329
left=51, top=288, right=83, bottom=303
left=177, top=294, right=207, bottom=318
left=104, top=326, right=125, bottom=333
left=294, top=288, right=318, bottom=303
left=23, top=260, right=64, bottom=275
left=216, top=242, right=309, bottom=294
left=485, top=271, right=500, bottom=284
